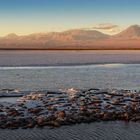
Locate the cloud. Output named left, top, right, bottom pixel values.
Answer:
left=78, top=23, right=122, bottom=34
left=92, top=23, right=119, bottom=30
left=92, top=23, right=122, bottom=34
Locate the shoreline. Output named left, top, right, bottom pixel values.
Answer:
left=0, top=62, right=139, bottom=68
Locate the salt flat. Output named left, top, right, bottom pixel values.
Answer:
left=0, top=50, right=140, bottom=66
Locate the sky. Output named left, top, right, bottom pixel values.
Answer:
left=0, top=0, right=140, bottom=36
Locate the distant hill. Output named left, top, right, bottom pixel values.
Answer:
left=1, top=25, right=140, bottom=50
left=113, top=25, right=140, bottom=39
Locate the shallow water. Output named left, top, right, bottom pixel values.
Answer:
left=1, top=121, right=140, bottom=140
left=0, top=97, right=18, bottom=103
left=0, top=64, right=140, bottom=91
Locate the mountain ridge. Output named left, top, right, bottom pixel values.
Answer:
left=1, top=24, right=140, bottom=49
left=113, top=25, right=140, bottom=39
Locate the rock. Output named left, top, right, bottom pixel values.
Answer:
left=51, top=121, right=60, bottom=127
left=101, top=112, right=112, bottom=121
left=123, top=112, right=129, bottom=120
left=6, top=108, right=20, bottom=116
left=131, top=116, right=140, bottom=122
left=37, top=116, right=46, bottom=126
left=80, top=106, right=86, bottom=112
left=26, top=119, right=35, bottom=128
left=28, top=108, right=42, bottom=114
left=57, top=110, right=66, bottom=119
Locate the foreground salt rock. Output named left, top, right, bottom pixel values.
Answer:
left=0, top=88, right=140, bottom=129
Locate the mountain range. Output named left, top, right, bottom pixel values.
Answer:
left=1, top=25, right=140, bottom=50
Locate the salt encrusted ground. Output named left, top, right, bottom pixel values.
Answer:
left=0, top=88, right=140, bottom=129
